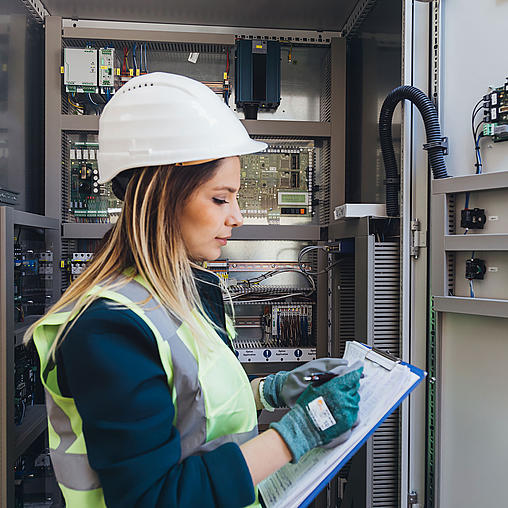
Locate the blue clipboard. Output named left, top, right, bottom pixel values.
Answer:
left=296, top=346, right=427, bottom=508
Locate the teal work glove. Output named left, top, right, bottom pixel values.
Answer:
left=262, top=357, right=349, bottom=409
left=270, top=362, right=363, bottom=463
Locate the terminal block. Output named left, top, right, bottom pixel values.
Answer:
left=465, top=258, right=486, bottom=280
left=461, top=208, right=486, bottom=229
left=70, top=252, right=93, bottom=280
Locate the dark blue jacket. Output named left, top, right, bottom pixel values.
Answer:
left=56, top=271, right=255, bottom=507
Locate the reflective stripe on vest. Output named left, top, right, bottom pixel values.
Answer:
left=33, top=276, right=260, bottom=507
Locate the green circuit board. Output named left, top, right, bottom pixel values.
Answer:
left=239, top=144, right=314, bottom=223
left=69, top=141, right=122, bottom=222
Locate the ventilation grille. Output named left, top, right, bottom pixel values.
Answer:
left=373, top=242, right=400, bottom=355
left=337, top=256, right=355, bottom=358
left=61, top=132, right=71, bottom=223
left=372, top=241, right=401, bottom=507
left=447, top=252, right=455, bottom=296
left=63, top=38, right=229, bottom=55
left=319, top=141, right=331, bottom=225
left=447, top=194, right=456, bottom=234
left=371, top=411, right=400, bottom=507
left=447, top=195, right=456, bottom=295
left=320, top=52, right=332, bottom=123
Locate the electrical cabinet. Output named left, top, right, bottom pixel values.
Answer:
left=6, top=0, right=508, bottom=507
left=0, top=208, right=60, bottom=507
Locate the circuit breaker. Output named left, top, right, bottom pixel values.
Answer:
left=98, top=48, right=115, bottom=92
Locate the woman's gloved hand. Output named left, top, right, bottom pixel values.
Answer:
left=270, top=362, right=363, bottom=463
left=261, top=357, right=350, bottom=409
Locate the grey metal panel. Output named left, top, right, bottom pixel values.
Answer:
left=44, top=0, right=360, bottom=32
left=0, top=10, right=44, bottom=214
left=60, top=115, right=333, bottom=137
left=5, top=16, right=26, bottom=211
left=62, top=222, right=322, bottom=240
left=231, top=225, right=321, bottom=241
left=241, top=120, right=331, bottom=138
left=61, top=115, right=99, bottom=131
left=354, top=234, right=374, bottom=342
left=62, top=19, right=339, bottom=45
left=316, top=246, right=330, bottom=358
left=432, top=170, right=508, bottom=194
left=444, top=233, right=508, bottom=251
left=328, top=217, right=371, bottom=239
left=63, top=222, right=112, bottom=239
left=434, top=296, right=508, bottom=319
left=12, top=210, right=59, bottom=229
left=63, top=26, right=235, bottom=45
left=454, top=251, right=508, bottom=300
left=45, top=16, right=63, bottom=219
left=436, top=1, right=508, bottom=506
left=0, top=207, right=15, bottom=508
left=454, top=189, right=508, bottom=235
left=329, top=38, right=347, bottom=221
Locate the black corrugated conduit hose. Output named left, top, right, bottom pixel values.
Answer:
left=379, top=85, right=449, bottom=216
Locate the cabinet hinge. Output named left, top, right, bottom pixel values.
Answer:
left=411, top=219, right=427, bottom=259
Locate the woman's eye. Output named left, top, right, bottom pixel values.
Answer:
left=213, top=198, right=228, bottom=205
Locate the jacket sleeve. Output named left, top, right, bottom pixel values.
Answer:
left=58, top=300, right=255, bottom=507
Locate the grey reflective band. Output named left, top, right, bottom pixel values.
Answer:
left=51, top=450, right=102, bottom=491
left=196, top=427, right=259, bottom=455
left=45, top=390, right=101, bottom=490
left=111, top=278, right=258, bottom=461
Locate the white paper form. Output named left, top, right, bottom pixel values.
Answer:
left=258, top=342, right=422, bottom=508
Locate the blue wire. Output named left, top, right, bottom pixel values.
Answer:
left=475, top=135, right=483, bottom=174
left=469, top=280, right=475, bottom=298
left=465, top=191, right=470, bottom=209
left=133, top=44, right=137, bottom=72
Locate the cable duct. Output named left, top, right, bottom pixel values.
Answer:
left=379, top=85, right=449, bottom=216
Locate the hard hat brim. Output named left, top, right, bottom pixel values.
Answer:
left=97, top=139, right=267, bottom=184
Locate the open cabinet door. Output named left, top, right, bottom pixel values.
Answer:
left=429, top=1, right=508, bottom=507
left=399, top=1, right=435, bottom=507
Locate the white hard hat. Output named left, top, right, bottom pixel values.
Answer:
left=97, top=72, right=267, bottom=184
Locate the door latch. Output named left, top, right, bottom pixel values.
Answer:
left=408, top=490, right=419, bottom=507
left=411, top=219, right=427, bottom=259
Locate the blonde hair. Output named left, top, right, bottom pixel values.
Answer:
left=25, top=161, right=226, bottom=359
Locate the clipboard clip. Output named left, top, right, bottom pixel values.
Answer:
left=370, top=346, right=401, bottom=363
left=365, top=346, right=401, bottom=370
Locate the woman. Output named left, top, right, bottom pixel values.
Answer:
left=27, top=73, right=362, bottom=507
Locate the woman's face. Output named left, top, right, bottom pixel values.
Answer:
left=180, top=157, right=243, bottom=261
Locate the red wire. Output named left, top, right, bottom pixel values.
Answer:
left=226, top=49, right=230, bottom=75
left=122, top=48, right=128, bottom=73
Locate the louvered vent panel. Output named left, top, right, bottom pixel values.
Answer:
left=372, top=241, right=400, bottom=507
left=320, top=51, right=331, bottom=123
left=337, top=256, right=355, bottom=358
left=319, top=142, right=331, bottom=225
left=61, top=132, right=71, bottom=222
left=63, top=38, right=229, bottom=54
left=447, top=194, right=456, bottom=295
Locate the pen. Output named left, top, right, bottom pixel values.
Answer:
left=303, top=372, right=337, bottom=386
left=304, top=371, right=365, bottom=386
